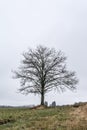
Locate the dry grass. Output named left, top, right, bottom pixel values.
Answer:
left=0, top=103, right=87, bottom=130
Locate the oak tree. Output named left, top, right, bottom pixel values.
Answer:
left=13, top=45, right=78, bottom=105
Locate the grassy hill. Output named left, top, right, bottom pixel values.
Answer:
left=0, top=102, right=87, bottom=130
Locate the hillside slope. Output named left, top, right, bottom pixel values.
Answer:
left=0, top=102, right=87, bottom=130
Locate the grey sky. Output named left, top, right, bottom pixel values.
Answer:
left=0, top=0, right=87, bottom=106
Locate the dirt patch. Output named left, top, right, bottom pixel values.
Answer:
left=31, top=105, right=47, bottom=110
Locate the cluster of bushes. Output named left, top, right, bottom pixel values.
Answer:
left=73, top=102, right=87, bottom=107
left=45, top=101, right=56, bottom=107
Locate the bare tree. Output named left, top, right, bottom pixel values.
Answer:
left=13, top=45, right=78, bottom=105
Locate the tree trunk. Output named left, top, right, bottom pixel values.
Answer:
left=41, top=91, right=44, bottom=105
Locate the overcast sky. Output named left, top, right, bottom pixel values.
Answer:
left=0, top=0, right=87, bottom=106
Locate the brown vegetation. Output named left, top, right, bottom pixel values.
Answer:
left=0, top=102, right=87, bottom=130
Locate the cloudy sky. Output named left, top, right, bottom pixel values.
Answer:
left=0, top=0, right=87, bottom=106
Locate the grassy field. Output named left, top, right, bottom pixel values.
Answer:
left=0, top=103, right=87, bottom=130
